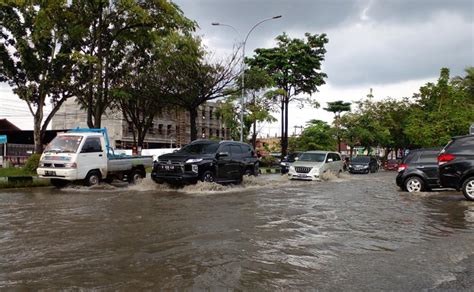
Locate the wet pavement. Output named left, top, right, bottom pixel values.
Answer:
left=0, top=172, right=473, bottom=290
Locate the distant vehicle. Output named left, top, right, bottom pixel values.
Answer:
left=438, top=135, right=474, bottom=200
left=396, top=148, right=441, bottom=192
left=347, top=156, right=379, bottom=174
left=280, top=151, right=302, bottom=174
left=384, top=159, right=400, bottom=171
left=287, top=151, right=343, bottom=181
left=37, top=128, right=153, bottom=187
left=151, top=140, right=257, bottom=185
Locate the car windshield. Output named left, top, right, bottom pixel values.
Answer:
left=352, top=156, right=370, bottom=163
left=298, top=153, right=326, bottom=162
left=178, top=143, right=219, bottom=154
left=44, top=135, right=83, bottom=153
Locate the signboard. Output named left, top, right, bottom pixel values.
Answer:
left=0, top=135, right=6, bottom=144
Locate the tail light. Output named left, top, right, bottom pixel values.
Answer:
left=398, top=164, right=407, bottom=172
left=438, top=153, right=455, bottom=165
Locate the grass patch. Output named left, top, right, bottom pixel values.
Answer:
left=0, top=167, right=36, bottom=177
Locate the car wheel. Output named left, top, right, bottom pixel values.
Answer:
left=201, top=170, right=215, bottom=183
left=461, top=177, right=474, bottom=201
left=85, top=171, right=101, bottom=186
left=404, top=176, right=424, bottom=192
left=50, top=178, right=70, bottom=188
left=244, top=169, right=253, bottom=176
left=128, top=169, right=144, bottom=184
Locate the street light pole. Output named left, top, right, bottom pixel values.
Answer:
left=212, top=15, right=282, bottom=142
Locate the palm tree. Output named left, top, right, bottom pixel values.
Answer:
left=324, top=100, right=351, bottom=152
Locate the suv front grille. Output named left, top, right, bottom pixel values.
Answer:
left=295, top=166, right=312, bottom=173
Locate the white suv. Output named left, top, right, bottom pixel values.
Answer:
left=288, top=151, right=344, bottom=180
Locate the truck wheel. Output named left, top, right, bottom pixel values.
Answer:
left=85, top=171, right=101, bottom=186
left=461, top=177, right=474, bottom=201
left=201, top=171, right=215, bottom=183
left=129, top=169, right=145, bottom=184
left=50, top=179, right=70, bottom=188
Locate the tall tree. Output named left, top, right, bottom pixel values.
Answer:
left=69, top=0, right=194, bottom=128
left=404, top=68, right=474, bottom=147
left=293, top=119, right=335, bottom=151
left=162, top=40, right=240, bottom=141
left=324, top=100, right=351, bottom=152
left=0, top=0, right=76, bottom=153
left=247, top=32, right=328, bottom=158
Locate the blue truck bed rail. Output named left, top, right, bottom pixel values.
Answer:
left=68, top=128, right=115, bottom=157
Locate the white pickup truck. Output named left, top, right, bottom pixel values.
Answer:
left=37, top=128, right=153, bottom=187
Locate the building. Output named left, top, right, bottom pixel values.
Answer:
left=51, top=98, right=230, bottom=149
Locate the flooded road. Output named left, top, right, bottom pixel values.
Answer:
left=1, top=172, right=473, bottom=290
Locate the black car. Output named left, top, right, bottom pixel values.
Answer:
left=280, top=152, right=302, bottom=174
left=151, top=140, right=258, bottom=185
left=438, top=135, right=474, bottom=200
left=348, top=156, right=379, bottom=174
left=396, top=148, right=441, bottom=192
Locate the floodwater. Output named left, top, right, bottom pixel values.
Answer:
left=0, top=172, right=473, bottom=290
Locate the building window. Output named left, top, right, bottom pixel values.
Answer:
left=209, top=107, right=213, bottom=120
left=158, top=124, right=163, bottom=135
left=209, top=129, right=213, bottom=137
left=149, top=122, right=155, bottom=134
left=216, top=129, right=220, bottom=137
left=167, top=124, right=172, bottom=135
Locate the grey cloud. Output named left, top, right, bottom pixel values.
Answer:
left=173, top=0, right=473, bottom=87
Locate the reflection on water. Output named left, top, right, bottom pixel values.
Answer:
left=0, top=172, right=472, bottom=289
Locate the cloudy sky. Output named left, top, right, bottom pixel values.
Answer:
left=1, top=0, right=473, bottom=136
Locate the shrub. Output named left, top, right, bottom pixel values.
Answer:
left=259, top=155, right=276, bottom=168
left=23, top=154, right=41, bottom=173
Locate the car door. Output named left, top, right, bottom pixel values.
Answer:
left=216, top=144, right=232, bottom=180
left=417, top=150, right=440, bottom=186
left=230, top=145, right=244, bottom=180
left=77, top=136, right=107, bottom=179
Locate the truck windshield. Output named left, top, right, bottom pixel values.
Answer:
left=44, top=135, right=83, bottom=153
left=178, top=143, right=219, bottom=154
left=299, top=153, right=326, bottom=162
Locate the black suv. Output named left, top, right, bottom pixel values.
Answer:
left=438, top=135, right=474, bottom=200
left=151, top=140, right=258, bottom=185
left=396, top=148, right=441, bottom=192
left=348, top=156, right=379, bottom=174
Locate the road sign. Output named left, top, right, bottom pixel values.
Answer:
left=0, top=135, right=7, bottom=144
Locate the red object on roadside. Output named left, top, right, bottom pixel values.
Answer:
left=384, top=159, right=400, bottom=171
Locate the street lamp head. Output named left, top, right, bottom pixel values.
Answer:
left=211, top=22, right=220, bottom=26
left=273, top=15, right=282, bottom=19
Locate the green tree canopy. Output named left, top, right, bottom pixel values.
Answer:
left=247, top=32, right=328, bottom=158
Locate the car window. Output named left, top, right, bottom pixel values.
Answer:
left=241, top=144, right=252, bottom=157
left=352, top=156, right=370, bottom=163
left=333, top=153, right=341, bottom=161
left=219, top=145, right=231, bottom=154
left=230, top=145, right=242, bottom=156
left=418, top=150, right=440, bottom=163
left=82, top=137, right=102, bottom=153
left=179, top=142, right=219, bottom=154
left=299, top=153, right=326, bottom=162
left=402, top=152, right=420, bottom=164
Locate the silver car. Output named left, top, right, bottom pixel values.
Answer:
left=288, top=151, right=344, bottom=180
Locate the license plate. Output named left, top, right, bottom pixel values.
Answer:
left=297, top=174, right=307, bottom=177
left=45, top=170, right=56, bottom=176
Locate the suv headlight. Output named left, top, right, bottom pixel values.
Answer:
left=185, top=158, right=203, bottom=164
left=289, top=166, right=295, bottom=172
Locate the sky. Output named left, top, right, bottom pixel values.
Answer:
left=1, top=0, right=473, bottom=136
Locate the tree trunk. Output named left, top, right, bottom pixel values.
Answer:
left=33, top=114, right=43, bottom=154
left=280, top=99, right=285, bottom=159
left=189, top=108, right=198, bottom=141
left=282, top=97, right=289, bottom=158
left=252, top=121, right=257, bottom=150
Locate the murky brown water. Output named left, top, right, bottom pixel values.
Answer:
left=0, top=172, right=473, bottom=290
